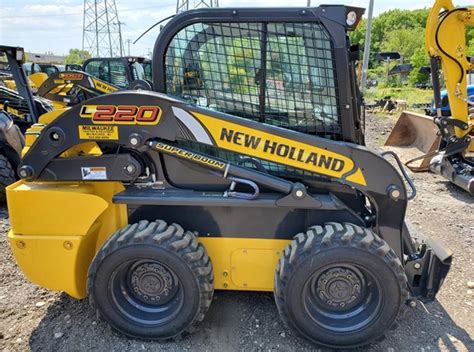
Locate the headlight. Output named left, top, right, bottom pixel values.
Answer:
left=346, top=11, right=357, bottom=26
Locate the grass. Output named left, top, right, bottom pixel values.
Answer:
left=363, top=87, right=434, bottom=107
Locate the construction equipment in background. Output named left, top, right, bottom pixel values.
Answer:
left=35, top=57, right=152, bottom=108
left=386, top=0, right=473, bottom=194
left=0, top=46, right=51, bottom=201
left=6, top=5, right=452, bottom=349
left=385, top=111, right=440, bottom=171
left=37, top=70, right=119, bottom=109
left=82, top=56, right=151, bottom=90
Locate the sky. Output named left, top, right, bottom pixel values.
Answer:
left=0, top=0, right=436, bottom=58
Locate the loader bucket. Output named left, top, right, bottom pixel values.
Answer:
left=384, top=111, right=441, bottom=171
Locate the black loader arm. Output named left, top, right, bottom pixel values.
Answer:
left=19, top=91, right=409, bottom=254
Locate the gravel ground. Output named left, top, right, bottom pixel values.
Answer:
left=0, top=113, right=473, bottom=351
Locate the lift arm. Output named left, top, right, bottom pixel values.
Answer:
left=425, top=0, right=474, bottom=140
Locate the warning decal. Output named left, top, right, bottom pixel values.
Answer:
left=81, top=167, right=107, bottom=180
left=78, top=125, right=119, bottom=140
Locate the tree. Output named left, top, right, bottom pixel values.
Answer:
left=381, top=28, right=425, bottom=60
left=64, top=49, right=91, bottom=64
left=408, top=47, right=430, bottom=85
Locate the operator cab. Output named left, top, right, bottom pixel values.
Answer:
left=82, top=56, right=147, bottom=89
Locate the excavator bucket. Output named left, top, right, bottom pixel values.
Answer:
left=384, top=111, right=441, bottom=171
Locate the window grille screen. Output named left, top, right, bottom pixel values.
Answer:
left=165, top=21, right=341, bottom=139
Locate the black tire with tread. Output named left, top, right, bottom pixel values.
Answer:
left=88, top=219, right=214, bottom=340
left=0, top=154, right=15, bottom=203
left=275, top=222, right=409, bottom=348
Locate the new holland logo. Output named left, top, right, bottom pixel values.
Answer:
left=79, top=105, right=162, bottom=125
left=220, top=128, right=345, bottom=172
left=191, top=112, right=367, bottom=186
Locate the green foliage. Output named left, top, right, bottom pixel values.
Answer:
left=64, top=49, right=91, bottom=64
left=364, top=87, right=434, bottom=108
left=350, top=7, right=474, bottom=88
left=408, top=47, right=430, bottom=86
left=467, top=27, right=474, bottom=56
left=381, top=28, right=425, bottom=60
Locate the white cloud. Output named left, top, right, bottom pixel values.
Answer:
left=0, top=0, right=438, bottom=56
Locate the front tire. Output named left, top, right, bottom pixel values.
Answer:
left=88, top=220, right=213, bottom=340
left=0, top=154, right=15, bottom=203
left=275, top=222, right=409, bottom=348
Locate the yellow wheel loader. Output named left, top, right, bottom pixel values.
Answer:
left=386, top=0, right=473, bottom=194
left=6, top=5, right=452, bottom=348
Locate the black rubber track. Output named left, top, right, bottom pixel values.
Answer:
left=88, top=220, right=214, bottom=340
left=0, top=154, right=15, bottom=203
left=274, top=222, right=410, bottom=348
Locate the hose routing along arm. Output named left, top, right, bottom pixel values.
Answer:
left=425, top=0, right=474, bottom=139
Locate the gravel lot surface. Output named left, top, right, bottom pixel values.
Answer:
left=0, top=113, right=472, bottom=351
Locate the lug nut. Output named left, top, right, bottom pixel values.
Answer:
left=125, top=164, right=137, bottom=175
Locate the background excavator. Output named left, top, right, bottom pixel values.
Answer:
left=386, top=0, right=473, bottom=194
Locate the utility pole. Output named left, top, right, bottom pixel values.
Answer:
left=360, top=0, right=374, bottom=90
left=82, top=0, right=124, bottom=57
left=176, top=0, right=219, bottom=13
left=114, top=21, right=125, bottom=57
left=126, top=39, right=132, bottom=56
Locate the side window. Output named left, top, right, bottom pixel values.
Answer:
left=84, top=60, right=102, bottom=79
left=166, top=23, right=262, bottom=121
left=265, top=23, right=339, bottom=135
left=165, top=21, right=340, bottom=139
left=41, top=65, right=59, bottom=76
left=143, top=62, right=152, bottom=81
left=109, top=61, right=129, bottom=88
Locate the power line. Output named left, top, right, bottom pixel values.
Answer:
left=82, top=0, right=124, bottom=57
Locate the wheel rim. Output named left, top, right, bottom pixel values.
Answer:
left=109, top=259, right=184, bottom=326
left=302, top=263, right=383, bottom=333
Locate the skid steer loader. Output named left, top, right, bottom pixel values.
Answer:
left=0, top=46, right=51, bottom=201
left=386, top=0, right=473, bottom=194
left=35, top=57, right=152, bottom=108
left=6, top=5, right=452, bottom=348
left=37, top=70, right=120, bottom=109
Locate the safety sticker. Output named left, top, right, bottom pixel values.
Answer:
left=78, top=125, right=119, bottom=140
left=81, top=166, right=107, bottom=180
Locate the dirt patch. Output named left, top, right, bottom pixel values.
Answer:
left=0, top=114, right=473, bottom=351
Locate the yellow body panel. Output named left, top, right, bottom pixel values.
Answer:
left=28, top=72, right=48, bottom=88
left=7, top=180, right=127, bottom=298
left=199, top=237, right=290, bottom=291
left=7, top=178, right=290, bottom=297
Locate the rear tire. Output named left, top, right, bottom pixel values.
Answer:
left=88, top=220, right=213, bottom=340
left=275, top=222, right=409, bottom=348
left=0, top=154, right=15, bottom=203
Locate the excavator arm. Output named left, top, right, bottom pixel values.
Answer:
left=426, top=0, right=473, bottom=137
left=424, top=0, right=474, bottom=193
